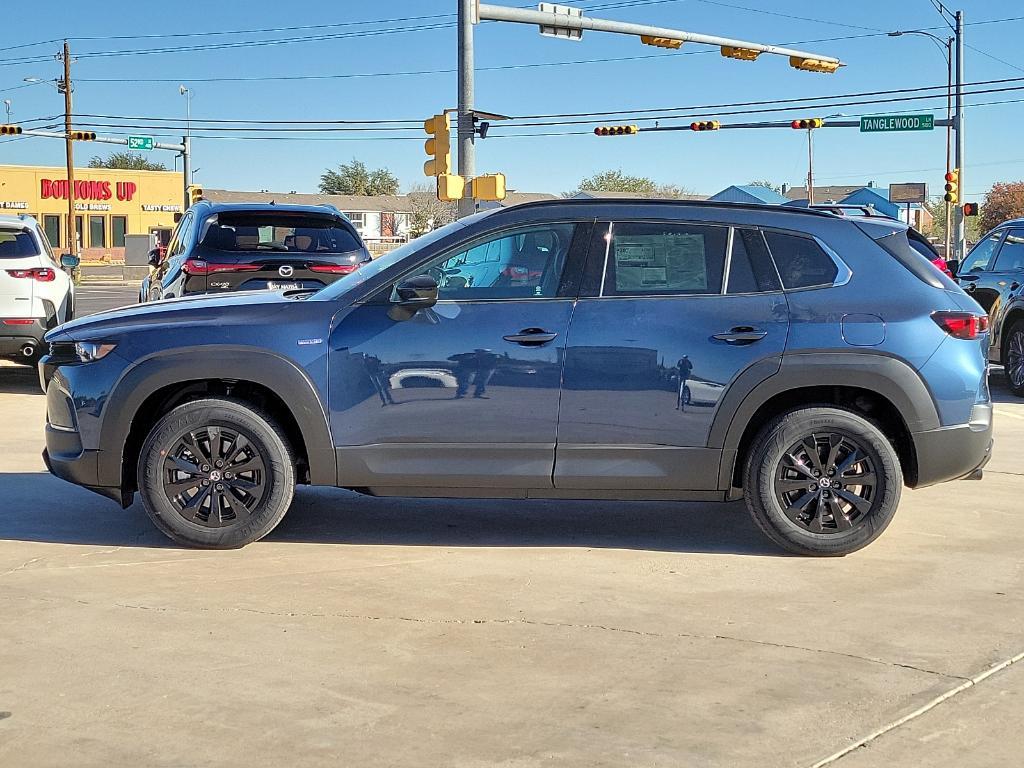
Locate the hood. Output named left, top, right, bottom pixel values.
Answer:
left=49, top=289, right=293, bottom=341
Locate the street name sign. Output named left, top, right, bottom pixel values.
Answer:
left=860, top=114, right=935, bottom=133
left=128, top=136, right=154, bottom=151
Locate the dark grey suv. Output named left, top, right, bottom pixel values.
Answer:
left=41, top=200, right=992, bottom=556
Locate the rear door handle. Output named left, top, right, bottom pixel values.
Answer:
left=713, top=326, right=768, bottom=345
left=503, top=328, right=558, bottom=345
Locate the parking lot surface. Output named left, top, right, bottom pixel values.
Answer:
left=0, top=283, right=1021, bottom=767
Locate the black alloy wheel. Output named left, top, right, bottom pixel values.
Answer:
left=1005, top=321, right=1024, bottom=396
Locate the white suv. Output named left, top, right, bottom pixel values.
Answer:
left=0, top=214, right=78, bottom=364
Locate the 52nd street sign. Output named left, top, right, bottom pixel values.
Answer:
left=127, top=135, right=154, bottom=151
left=860, top=114, right=935, bottom=133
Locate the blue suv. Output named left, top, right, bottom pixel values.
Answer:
left=40, top=200, right=992, bottom=556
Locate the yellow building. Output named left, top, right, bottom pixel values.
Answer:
left=0, top=164, right=184, bottom=260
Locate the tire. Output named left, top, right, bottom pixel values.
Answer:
left=743, top=407, right=902, bottom=557
left=1003, top=320, right=1024, bottom=397
left=137, top=397, right=295, bottom=548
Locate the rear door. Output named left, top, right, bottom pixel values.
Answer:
left=985, top=228, right=1024, bottom=359
left=957, top=229, right=1004, bottom=315
left=555, top=221, right=789, bottom=491
left=0, top=227, right=41, bottom=319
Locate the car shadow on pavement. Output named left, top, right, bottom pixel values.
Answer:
left=0, top=473, right=786, bottom=556
left=0, top=366, right=42, bottom=395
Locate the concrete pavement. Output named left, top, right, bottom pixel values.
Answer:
left=0, top=334, right=1022, bottom=765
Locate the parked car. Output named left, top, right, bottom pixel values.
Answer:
left=0, top=214, right=78, bottom=365
left=41, top=199, right=991, bottom=556
left=140, top=201, right=371, bottom=302
left=954, top=219, right=1024, bottom=395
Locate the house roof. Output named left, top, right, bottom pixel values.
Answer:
left=784, top=185, right=864, bottom=202
left=203, top=188, right=417, bottom=213
left=712, top=185, right=788, bottom=204
left=571, top=190, right=709, bottom=201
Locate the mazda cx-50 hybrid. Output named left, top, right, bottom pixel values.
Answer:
left=41, top=200, right=992, bottom=556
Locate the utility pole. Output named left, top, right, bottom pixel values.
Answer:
left=806, top=129, right=815, bottom=206
left=59, top=40, right=77, bottom=258
left=953, top=9, right=966, bottom=260
left=182, top=136, right=192, bottom=209
left=457, top=0, right=476, bottom=218
left=945, top=35, right=953, bottom=260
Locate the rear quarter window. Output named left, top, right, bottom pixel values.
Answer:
left=763, top=231, right=839, bottom=289
left=874, top=230, right=959, bottom=290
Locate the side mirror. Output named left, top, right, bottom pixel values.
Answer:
left=147, top=249, right=162, bottom=268
left=60, top=253, right=80, bottom=270
left=946, top=259, right=961, bottom=277
left=389, top=274, right=438, bottom=320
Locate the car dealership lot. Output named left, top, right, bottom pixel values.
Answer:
left=0, top=283, right=1022, bottom=767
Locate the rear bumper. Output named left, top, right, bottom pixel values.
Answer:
left=912, top=416, right=993, bottom=488
left=0, top=318, right=46, bottom=355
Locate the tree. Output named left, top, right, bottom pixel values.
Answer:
left=981, top=181, right=1024, bottom=234
left=748, top=179, right=783, bottom=194
left=88, top=152, right=167, bottom=171
left=922, top=197, right=982, bottom=245
left=407, top=181, right=457, bottom=237
left=319, top=159, right=399, bottom=196
left=569, top=169, right=690, bottom=198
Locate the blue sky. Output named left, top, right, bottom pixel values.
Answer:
left=1, top=0, right=1021, bottom=199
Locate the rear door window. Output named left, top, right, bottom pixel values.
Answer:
left=960, top=231, right=1002, bottom=274
left=763, top=231, right=840, bottom=289
left=727, top=229, right=782, bottom=294
left=601, top=222, right=728, bottom=296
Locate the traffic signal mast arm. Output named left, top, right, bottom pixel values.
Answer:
left=477, top=3, right=843, bottom=71
left=15, top=127, right=185, bottom=151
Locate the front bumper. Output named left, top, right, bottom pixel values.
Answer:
left=42, top=446, right=128, bottom=505
left=912, top=412, right=993, bottom=488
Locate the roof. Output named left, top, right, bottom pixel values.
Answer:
left=193, top=201, right=347, bottom=216
left=492, top=197, right=837, bottom=219
left=501, top=191, right=560, bottom=206
left=0, top=213, right=37, bottom=227
left=571, top=190, right=709, bottom=201
left=709, top=185, right=788, bottom=205
left=784, top=185, right=864, bottom=202
left=203, top=188, right=417, bottom=213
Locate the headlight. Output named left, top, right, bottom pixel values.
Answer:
left=74, top=341, right=117, bottom=362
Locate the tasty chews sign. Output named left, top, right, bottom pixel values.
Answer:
left=40, top=179, right=138, bottom=202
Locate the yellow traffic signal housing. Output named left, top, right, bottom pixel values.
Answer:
left=188, top=185, right=204, bottom=206
left=790, top=56, right=841, bottom=74
left=594, top=125, right=639, bottom=136
left=721, top=46, right=760, bottom=61
left=70, top=131, right=96, bottom=141
left=944, top=169, right=960, bottom=203
left=690, top=121, right=721, bottom=131
left=472, top=173, right=506, bottom=202
left=423, top=112, right=452, bottom=177
left=640, top=35, right=682, bottom=49
left=791, top=118, right=824, bottom=129
left=436, top=173, right=466, bottom=202
left=0, top=125, right=23, bottom=136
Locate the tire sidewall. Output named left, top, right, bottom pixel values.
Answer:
left=138, top=399, right=294, bottom=548
left=746, top=408, right=902, bottom=556
left=1003, top=321, right=1024, bottom=396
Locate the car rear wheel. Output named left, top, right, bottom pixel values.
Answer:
left=1003, top=320, right=1024, bottom=397
left=137, top=397, right=295, bottom=548
left=744, top=407, right=902, bottom=556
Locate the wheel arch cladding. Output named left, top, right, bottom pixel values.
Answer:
left=99, top=348, right=336, bottom=492
left=712, top=353, right=938, bottom=490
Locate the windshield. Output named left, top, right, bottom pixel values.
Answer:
left=0, top=228, right=41, bottom=258
left=315, top=217, right=472, bottom=301
left=200, top=212, right=362, bottom=254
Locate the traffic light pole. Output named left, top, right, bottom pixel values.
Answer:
left=954, top=10, right=966, bottom=260
left=457, top=0, right=476, bottom=218
left=807, top=128, right=815, bottom=206
left=182, top=135, right=192, bottom=211
left=61, top=41, right=77, bottom=258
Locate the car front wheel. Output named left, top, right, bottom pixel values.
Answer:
left=1003, top=320, right=1024, bottom=397
left=744, top=407, right=902, bottom=556
left=137, top=397, right=295, bottom=548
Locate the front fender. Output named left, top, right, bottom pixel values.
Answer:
left=95, top=346, right=336, bottom=488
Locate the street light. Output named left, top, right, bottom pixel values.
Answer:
left=179, top=84, right=192, bottom=138
left=889, top=29, right=954, bottom=256
left=2, top=100, right=10, bottom=123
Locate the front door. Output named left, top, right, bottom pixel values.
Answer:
left=328, top=221, right=589, bottom=490
left=555, top=221, right=790, bottom=491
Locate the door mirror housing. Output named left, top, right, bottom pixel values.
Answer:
left=60, top=253, right=80, bottom=270
left=147, top=249, right=162, bottom=268
left=946, top=259, right=961, bottom=276
left=389, top=274, right=439, bottom=320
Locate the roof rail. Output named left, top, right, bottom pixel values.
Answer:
left=498, top=197, right=838, bottom=218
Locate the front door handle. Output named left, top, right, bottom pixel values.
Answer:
left=964, top=282, right=977, bottom=292
left=713, top=326, right=768, bottom=345
left=503, top=328, right=558, bottom=345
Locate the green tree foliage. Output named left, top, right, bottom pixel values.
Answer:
left=87, top=152, right=167, bottom=171
left=570, top=169, right=689, bottom=198
left=923, top=197, right=981, bottom=245
left=319, top=159, right=400, bottom=196
left=980, top=181, right=1024, bottom=234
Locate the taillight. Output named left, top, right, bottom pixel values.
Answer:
left=182, top=258, right=261, bottom=276
left=309, top=264, right=357, bottom=274
left=5, top=268, right=55, bottom=282
left=932, top=311, right=990, bottom=339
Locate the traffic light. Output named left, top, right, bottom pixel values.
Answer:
left=423, top=112, right=452, bottom=177
left=0, top=125, right=22, bottom=136
left=791, top=118, right=824, bottom=129
left=70, top=131, right=96, bottom=141
left=472, top=173, right=506, bottom=202
left=944, top=169, right=960, bottom=203
left=436, top=174, right=465, bottom=203
left=690, top=121, right=721, bottom=131
left=640, top=35, right=682, bottom=49
left=594, top=125, right=639, bottom=136
left=790, top=56, right=841, bottom=74
left=963, top=202, right=979, bottom=217
left=188, top=185, right=204, bottom=206
left=721, top=46, right=760, bottom=61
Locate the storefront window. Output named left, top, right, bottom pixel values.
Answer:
left=112, top=216, right=127, bottom=248
left=43, top=215, right=61, bottom=249
left=89, top=215, right=106, bottom=248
